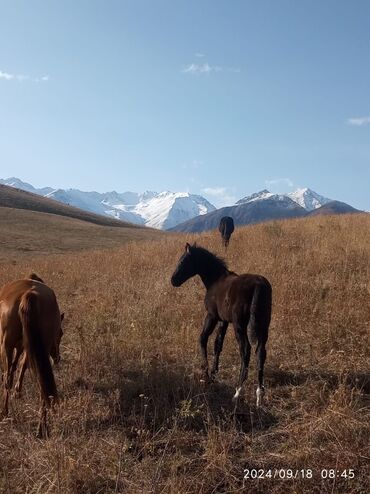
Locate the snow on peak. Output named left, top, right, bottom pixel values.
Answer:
left=1, top=177, right=215, bottom=229
left=133, top=190, right=215, bottom=229
left=287, top=188, right=331, bottom=211
left=237, top=189, right=282, bottom=205
left=236, top=187, right=331, bottom=211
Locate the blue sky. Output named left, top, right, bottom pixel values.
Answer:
left=0, top=0, right=369, bottom=209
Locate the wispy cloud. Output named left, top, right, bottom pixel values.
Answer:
left=195, top=53, right=205, bottom=58
left=265, top=178, right=294, bottom=189
left=182, top=63, right=240, bottom=75
left=347, top=116, right=370, bottom=126
left=182, top=63, right=221, bottom=74
left=182, top=159, right=204, bottom=170
left=0, top=70, right=49, bottom=83
left=202, top=187, right=237, bottom=207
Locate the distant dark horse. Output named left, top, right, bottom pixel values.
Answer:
left=218, top=216, right=235, bottom=248
left=171, top=243, right=272, bottom=406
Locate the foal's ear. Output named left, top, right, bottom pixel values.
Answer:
left=60, top=312, right=65, bottom=322
left=185, top=242, right=191, bottom=253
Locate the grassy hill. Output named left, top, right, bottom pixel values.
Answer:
left=0, top=183, right=161, bottom=261
left=0, top=214, right=369, bottom=493
left=0, top=206, right=161, bottom=262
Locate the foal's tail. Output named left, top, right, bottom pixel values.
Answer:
left=19, top=290, right=57, bottom=407
left=247, top=281, right=272, bottom=346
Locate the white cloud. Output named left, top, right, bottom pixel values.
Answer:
left=0, top=70, right=15, bottom=80
left=195, top=53, right=205, bottom=58
left=265, top=178, right=294, bottom=189
left=181, top=159, right=204, bottom=170
left=347, top=116, right=370, bottom=126
left=0, top=69, right=49, bottom=83
left=182, top=63, right=240, bottom=75
left=182, top=63, right=220, bottom=74
left=202, top=187, right=237, bottom=207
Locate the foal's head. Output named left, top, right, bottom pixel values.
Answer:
left=171, top=243, right=228, bottom=287
left=171, top=243, right=197, bottom=287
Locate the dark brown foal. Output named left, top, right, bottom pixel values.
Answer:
left=171, top=243, right=272, bottom=406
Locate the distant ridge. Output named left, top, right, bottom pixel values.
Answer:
left=0, top=183, right=142, bottom=228
left=170, top=195, right=307, bottom=233
left=170, top=196, right=361, bottom=233
left=308, top=200, right=360, bottom=216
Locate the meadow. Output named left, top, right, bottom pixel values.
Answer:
left=0, top=213, right=369, bottom=493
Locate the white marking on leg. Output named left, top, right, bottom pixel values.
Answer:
left=233, top=386, right=242, bottom=400
left=256, top=386, right=265, bottom=407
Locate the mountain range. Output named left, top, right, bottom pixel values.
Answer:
left=0, top=178, right=215, bottom=230
left=171, top=189, right=359, bottom=233
left=0, top=177, right=359, bottom=231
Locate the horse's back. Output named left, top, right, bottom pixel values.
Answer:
left=0, top=278, right=56, bottom=307
left=0, top=279, right=60, bottom=341
left=218, top=217, right=234, bottom=238
left=210, top=273, right=271, bottom=323
left=236, top=273, right=271, bottom=290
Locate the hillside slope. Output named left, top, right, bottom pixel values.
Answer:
left=0, top=206, right=161, bottom=262
left=308, top=200, right=360, bottom=216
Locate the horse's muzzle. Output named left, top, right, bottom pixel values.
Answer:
left=171, top=275, right=180, bottom=287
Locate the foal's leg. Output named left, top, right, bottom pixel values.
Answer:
left=199, top=314, right=218, bottom=381
left=255, top=340, right=267, bottom=407
left=210, top=322, right=228, bottom=379
left=233, top=323, right=251, bottom=400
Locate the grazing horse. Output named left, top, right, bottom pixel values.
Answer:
left=171, top=243, right=272, bottom=406
left=218, top=216, right=235, bottom=248
left=0, top=275, right=64, bottom=437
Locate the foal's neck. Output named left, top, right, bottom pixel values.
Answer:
left=198, top=267, right=229, bottom=290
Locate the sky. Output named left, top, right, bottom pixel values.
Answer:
left=0, top=0, right=369, bottom=209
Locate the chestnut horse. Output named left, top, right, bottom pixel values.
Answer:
left=171, top=244, right=272, bottom=406
left=0, top=274, right=64, bottom=437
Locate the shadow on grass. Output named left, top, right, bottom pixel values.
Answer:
left=79, top=362, right=277, bottom=436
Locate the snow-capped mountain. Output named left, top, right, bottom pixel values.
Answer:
left=171, top=187, right=343, bottom=233
left=0, top=176, right=54, bottom=196
left=237, top=187, right=331, bottom=211
left=287, top=187, right=331, bottom=211
left=0, top=178, right=215, bottom=230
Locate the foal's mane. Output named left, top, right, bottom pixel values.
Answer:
left=191, top=245, right=229, bottom=274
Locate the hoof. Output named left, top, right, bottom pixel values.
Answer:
left=200, top=370, right=211, bottom=385
left=209, top=371, right=218, bottom=383
left=256, top=386, right=265, bottom=407
left=232, top=386, right=242, bottom=401
left=36, top=427, right=49, bottom=439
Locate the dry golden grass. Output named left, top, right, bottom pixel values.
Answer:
left=0, top=207, right=161, bottom=262
left=0, top=214, right=369, bottom=493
